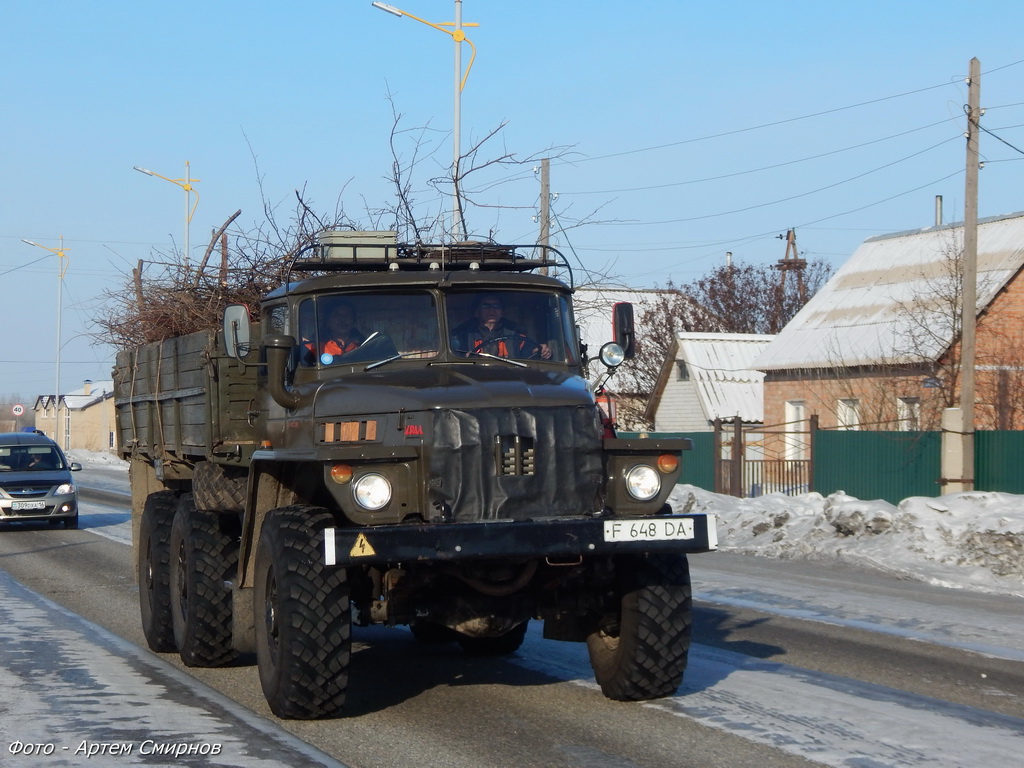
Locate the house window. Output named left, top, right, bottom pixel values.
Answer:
left=837, top=399, right=860, bottom=431
left=897, top=397, right=921, bottom=431
left=784, top=400, right=807, bottom=461
left=675, top=360, right=689, bottom=381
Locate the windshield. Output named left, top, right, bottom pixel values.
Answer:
left=293, top=288, right=577, bottom=367
left=297, top=291, right=441, bottom=367
left=0, top=445, right=64, bottom=471
left=447, top=290, right=577, bottom=364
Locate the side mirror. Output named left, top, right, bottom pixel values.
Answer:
left=223, top=304, right=252, bottom=359
left=612, top=302, right=635, bottom=359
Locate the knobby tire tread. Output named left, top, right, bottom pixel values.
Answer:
left=170, top=497, right=239, bottom=667
left=255, top=505, right=350, bottom=719
left=139, top=490, right=178, bottom=653
left=587, top=554, right=692, bottom=701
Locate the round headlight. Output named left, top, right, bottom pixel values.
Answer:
left=599, top=342, right=626, bottom=369
left=353, top=473, right=392, bottom=510
left=625, top=465, right=660, bottom=501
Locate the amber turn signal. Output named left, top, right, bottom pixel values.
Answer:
left=657, top=454, right=678, bottom=474
left=330, top=464, right=354, bottom=484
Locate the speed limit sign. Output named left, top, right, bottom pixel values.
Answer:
left=12, top=404, right=24, bottom=416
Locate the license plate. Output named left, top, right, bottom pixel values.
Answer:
left=11, top=500, right=46, bottom=511
left=603, top=518, right=695, bottom=542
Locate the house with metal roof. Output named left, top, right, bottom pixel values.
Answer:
left=573, top=286, right=722, bottom=430
left=33, top=379, right=116, bottom=452
left=645, top=332, right=773, bottom=431
left=755, top=210, right=1024, bottom=432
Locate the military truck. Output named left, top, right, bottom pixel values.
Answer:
left=113, top=232, right=717, bottom=719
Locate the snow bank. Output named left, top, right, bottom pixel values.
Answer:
left=670, top=484, right=1024, bottom=598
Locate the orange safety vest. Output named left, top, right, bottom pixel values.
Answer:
left=306, top=338, right=360, bottom=358
left=322, top=338, right=361, bottom=356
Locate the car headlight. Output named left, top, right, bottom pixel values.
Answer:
left=55, top=483, right=75, bottom=495
left=353, top=473, right=392, bottom=510
left=624, top=465, right=660, bottom=501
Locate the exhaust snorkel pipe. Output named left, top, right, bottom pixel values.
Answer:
left=264, top=334, right=303, bottom=410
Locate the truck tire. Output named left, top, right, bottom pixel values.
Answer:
left=456, top=620, right=529, bottom=656
left=586, top=554, right=692, bottom=701
left=168, top=494, right=239, bottom=667
left=138, top=490, right=178, bottom=653
left=255, top=505, right=350, bottom=719
left=192, top=462, right=246, bottom=512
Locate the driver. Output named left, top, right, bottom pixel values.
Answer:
left=451, top=293, right=551, bottom=359
left=315, top=300, right=366, bottom=360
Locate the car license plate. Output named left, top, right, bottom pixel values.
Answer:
left=11, top=500, right=46, bottom=511
left=603, top=518, right=694, bottom=542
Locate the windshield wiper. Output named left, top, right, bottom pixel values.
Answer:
left=462, top=351, right=527, bottom=368
left=365, top=351, right=431, bottom=371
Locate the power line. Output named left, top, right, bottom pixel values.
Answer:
left=560, top=117, right=961, bottom=196
left=588, top=137, right=960, bottom=227
left=979, top=124, right=1024, bottom=157
left=564, top=79, right=961, bottom=166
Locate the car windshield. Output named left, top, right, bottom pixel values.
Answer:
left=0, top=445, right=63, bottom=471
left=446, top=290, right=577, bottom=364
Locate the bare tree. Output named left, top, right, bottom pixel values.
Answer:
left=94, top=111, right=586, bottom=351
left=891, top=231, right=1024, bottom=430
left=684, top=259, right=832, bottom=335
left=616, top=260, right=832, bottom=430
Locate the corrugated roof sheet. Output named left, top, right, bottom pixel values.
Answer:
left=678, top=332, right=772, bottom=423
left=756, top=211, right=1024, bottom=371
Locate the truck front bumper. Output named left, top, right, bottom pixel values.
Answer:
left=324, top=512, right=717, bottom=567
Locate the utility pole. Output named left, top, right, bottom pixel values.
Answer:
left=776, top=228, right=807, bottom=302
left=941, top=57, right=981, bottom=494
left=538, top=157, right=550, bottom=275
left=960, top=56, right=981, bottom=490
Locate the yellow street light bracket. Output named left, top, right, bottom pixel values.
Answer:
left=133, top=165, right=201, bottom=224
left=371, top=2, right=477, bottom=91
left=21, top=237, right=70, bottom=277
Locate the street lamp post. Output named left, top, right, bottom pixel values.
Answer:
left=371, top=1, right=478, bottom=241
left=133, top=161, right=201, bottom=268
left=21, top=236, right=69, bottom=446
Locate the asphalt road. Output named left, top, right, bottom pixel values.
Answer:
left=0, top=483, right=1022, bottom=767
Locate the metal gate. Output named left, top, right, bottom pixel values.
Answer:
left=713, top=417, right=813, bottom=498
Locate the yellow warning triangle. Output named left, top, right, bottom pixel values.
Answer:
left=350, top=533, right=376, bottom=558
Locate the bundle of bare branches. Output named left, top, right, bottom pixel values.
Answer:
left=94, top=190, right=358, bottom=350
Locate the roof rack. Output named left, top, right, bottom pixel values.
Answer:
left=285, top=231, right=572, bottom=285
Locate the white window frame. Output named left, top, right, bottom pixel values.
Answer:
left=897, top=396, right=921, bottom=431
left=783, top=400, right=807, bottom=461
left=837, top=398, right=861, bottom=431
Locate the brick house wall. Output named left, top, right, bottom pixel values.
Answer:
left=764, top=263, right=1024, bottom=432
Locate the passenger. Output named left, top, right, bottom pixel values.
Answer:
left=451, top=293, right=551, bottom=359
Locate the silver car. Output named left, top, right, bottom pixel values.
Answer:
left=0, top=431, right=82, bottom=529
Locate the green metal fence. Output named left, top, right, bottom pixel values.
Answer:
left=625, top=428, right=1024, bottom=503
left=975, top=431, right=1024, bottom=494
left=812, top=430, right=942, bottom=503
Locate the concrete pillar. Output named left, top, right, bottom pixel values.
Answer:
left=941, top=407, right=975, bottom=494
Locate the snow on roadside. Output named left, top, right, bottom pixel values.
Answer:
left=70, top=450, right=1024, bottom=598
left=671, top=484, right=1024, bottom=598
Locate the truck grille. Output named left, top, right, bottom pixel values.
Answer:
left=495, top=435, right=536, bottom=476
left=429, top=405, right=604, bottom=522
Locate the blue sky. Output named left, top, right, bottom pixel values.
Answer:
left=2, top=1, right=1024, bottom=398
